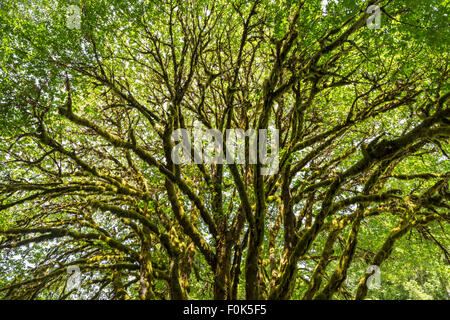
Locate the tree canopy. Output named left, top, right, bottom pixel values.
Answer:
left=0, top=0, right=449, bottom=300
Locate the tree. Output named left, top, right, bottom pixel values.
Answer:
left=0, top=0, right=448, bottom=300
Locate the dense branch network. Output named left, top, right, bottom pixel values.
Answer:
left=0, top=0, right=448, bottom=300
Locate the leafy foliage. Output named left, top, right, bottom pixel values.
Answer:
left=0, top=0, right=448, bottom=300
